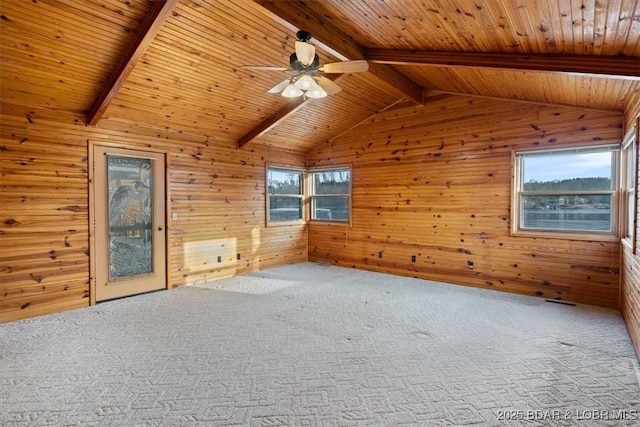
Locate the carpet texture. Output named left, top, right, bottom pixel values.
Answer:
left=1, top=262, right=639, bottom=426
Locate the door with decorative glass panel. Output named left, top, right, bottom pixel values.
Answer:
left=93, top=146, right=166, bottom=301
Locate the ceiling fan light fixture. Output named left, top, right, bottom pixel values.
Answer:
left=281, top=83, right=303, bottom=98
left=246, top=30, right=365, bottom=100
left=305, top=85, right=327, bottom=99
left=294, top=74, right=318, bottom=90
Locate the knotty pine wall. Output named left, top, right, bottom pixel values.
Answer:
left=308, top=94, right=623, bottom=308
left=0, top=102, right=307, bottom=322
left=621, top=91, right=640, bottom=358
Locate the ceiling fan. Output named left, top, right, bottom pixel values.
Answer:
left=242, top=30, right=369, bottom=99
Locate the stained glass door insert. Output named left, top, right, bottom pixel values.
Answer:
left=107, top=155, right=153, bottom=279
left=94, top=146, right=166, bottom=302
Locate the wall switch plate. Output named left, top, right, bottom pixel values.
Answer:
left=171, top=212, right=178, bottom=220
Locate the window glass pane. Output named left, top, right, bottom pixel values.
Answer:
left=268, top=169, right=302, bottom=195
left=521, top=194, right=611, bottom=231
left=626, top=145, right=635, bottom=188
left=269, top=196, right=302, bottom=221
left=313, top=170, right=350, bottom=195
left=523, top=151, right=613, bottom=189
left=628, top=192, right=635, bottom=237
left=624, top=144, right=635, bottom=239
left=313, top=196, right=349, bottom=221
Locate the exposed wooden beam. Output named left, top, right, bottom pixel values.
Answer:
left=247, top=0, right=424, bottom=104
left=367, top=63, right=424, bottom=105
left=87, top=0, right=179, bottom=126
left=237, top=98, right=308, bottom=149
left=237, top=74, right=344, bottom=149
left=364, top=49, right=640, bottom=80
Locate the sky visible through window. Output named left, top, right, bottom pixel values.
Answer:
left=269, top=169, right=300, bottom=184
left=524, top=152, right=612, bottom=182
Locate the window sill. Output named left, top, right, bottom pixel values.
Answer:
left=621, top=237, right=635, bottom=250
left=266, top=220, right=306, bottom=228
left=511, top=229, right=619, bottom=242
left=309, top=219, right=350, bottom=225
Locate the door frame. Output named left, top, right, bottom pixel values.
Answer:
left=88, top=141, right=170, bottom=305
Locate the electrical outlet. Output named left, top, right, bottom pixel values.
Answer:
left=217, top=256, right=222, bottom=263
left=237, top=253, right=241, bottom=260
left=378, top=251, right=383, bottom=258
left=411, top=255, right=416, bottom=262
left=171, top=212, right=178, bottom=220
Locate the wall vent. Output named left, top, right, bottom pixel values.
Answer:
left=545, top=299, right=577, bottom=307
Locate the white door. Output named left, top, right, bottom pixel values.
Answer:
left=93, top=146, right=166, bottom=301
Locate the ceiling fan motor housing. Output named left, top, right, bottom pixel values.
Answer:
left=289, top=53, right=320, bottom=72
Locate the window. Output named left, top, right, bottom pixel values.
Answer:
left=512, top=145, right=619, bottom=238
left=309, top=167, right=351, bottom=222
left=267, top=166, right=304, bottom=224
left=622, top=129, right=637, bottom=243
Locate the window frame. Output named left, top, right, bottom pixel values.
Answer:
left=510, top=145, right=620, bottom=242
left=622, top=127, right=637, bottom=251
left=308, top=166, right=352, bottom=224
left=265, top=164, right=306, bottom=226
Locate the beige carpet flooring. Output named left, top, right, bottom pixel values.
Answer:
left=1, top=262, right=639, bottom=426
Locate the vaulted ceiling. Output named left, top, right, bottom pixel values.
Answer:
left=1, top=0, right=639, bottom=154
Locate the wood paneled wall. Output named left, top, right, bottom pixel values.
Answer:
left=621, top=92, right=640, bottom=358
left=0, top=102, right=307, bottom=322
left=622, top=244, right=640, bottom=358
left=308, top=94, right=623, bottom=308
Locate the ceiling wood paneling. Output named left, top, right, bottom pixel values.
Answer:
left=0, top=0, right=147, bottom=112
left=1, top=0, right=638, bottom=153
left=403, top=66, right=638, bottom=112
left=287, top=0, right=640, bottom=56
left=254, top=72, right=405, bottom=151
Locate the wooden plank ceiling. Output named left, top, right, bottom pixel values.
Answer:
left=1, top=0, right=639, bottom=153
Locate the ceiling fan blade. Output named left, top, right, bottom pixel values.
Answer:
left=267, top=78, right=291, bottom=94
left=317, top=77, right=342, bottom=95
left=295, top=41, right=316, bottom=66
left=241, top=66, right=290, bottom=71
left=318, top=60, right=369, bottom=74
